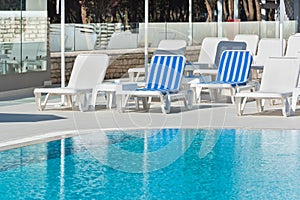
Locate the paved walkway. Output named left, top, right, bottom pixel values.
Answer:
left=0, top=95, right=300, bottom=150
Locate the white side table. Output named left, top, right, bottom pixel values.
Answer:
left=90, top=82, right=138, bottom=110
left=128, top=67, right=145, bottom=82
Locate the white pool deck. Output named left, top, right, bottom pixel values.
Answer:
left=0, top=91, right=300, bottom=151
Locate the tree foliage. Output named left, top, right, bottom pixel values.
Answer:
left=48, top=0, right=283, bottom=24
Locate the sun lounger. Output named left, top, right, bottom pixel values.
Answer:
left=234, top=34, right=259, bottom=55
left=118, top=54, right=191, bottom=113
left=34, top=54, right=109, bottom=111
left=190, top=50, right=253, bottom=103
left=235, top=57, right=300, bottom=117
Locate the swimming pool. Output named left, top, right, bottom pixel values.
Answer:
left=0, top=128, right=300, bottom=199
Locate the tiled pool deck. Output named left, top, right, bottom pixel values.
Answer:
left=0, top=92, right=300, bottom=151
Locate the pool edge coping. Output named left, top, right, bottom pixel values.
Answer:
left=1, top=126, right=299, bottom=152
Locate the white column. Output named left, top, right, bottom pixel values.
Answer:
left=61, top=0, right=65, bottom=89
left=261, top=0, right=266, bottom=21
left=279, top=0, right=284, bottom=56
left=144, top=0, right=149, bottom=79
left=188, top=0, right=192, bottom=45
left=234, top=0, right=239, bottom=19
left=217, top=0, right=223, bottom=37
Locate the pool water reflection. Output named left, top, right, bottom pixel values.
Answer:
left=0, top=129, right=300, bottom=199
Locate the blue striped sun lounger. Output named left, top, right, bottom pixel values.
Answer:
left=190, top=50, right=254, bottom=103
left=119, top=54, right=192, bottom=113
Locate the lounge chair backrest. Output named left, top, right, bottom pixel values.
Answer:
left=198, top=37, right=229, bottom=64
left=154, top=40, right=187, bottom=55
left=260, top=57, right=300, bottom=93
left=285, top=35, right=300, bottom=57
left=255, top=38, right=286, bottom=66
left=216, top=50, right=253, bottom=83
left=234, top=34, right=259, bottom=55
left=146, top=55, right=186, bottom=91
left=68, top=54, right=109, bottom=89
left=214, top=41, right=247, bottom=67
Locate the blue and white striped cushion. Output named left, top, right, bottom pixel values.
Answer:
left=138, top=55, right=186, bottom=94
left=216, top=50, right=253, bottom=84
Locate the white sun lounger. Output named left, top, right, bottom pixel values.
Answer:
left=235, top=57, right=300, bottom=117
left=234, top=34, right=259, bottom=55
left=34, top=54, right=109, bottom=111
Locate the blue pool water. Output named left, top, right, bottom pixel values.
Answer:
left=1, top=129, right=300, bottom=199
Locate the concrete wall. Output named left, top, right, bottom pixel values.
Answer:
left=50, top=46, right=200, bottom=85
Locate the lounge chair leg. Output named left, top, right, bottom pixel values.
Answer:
left=42, top=94, right=51, bottom=110
left=116, top=94, right=125, bottom=112
left=161, top=95, right=170, bottom=114
left=230, top=88, right=236, bottom=104
left=90, top=89, right=98, bottom=111
left=282, top=98, right=291, bottom=117
left=120, top=94, right=130, bottom=112
left=66, top=95, right=72, bottom=108
left=291, top=91, right=299, bottom=114
left=142, top=97, right=148, bottom=110
left=235, top=97, right=243, bottom=116
left=77, top=94, right=85, bottom=111
left=256, top=99, right=264, bottom=112
left=186, top=89, right=193, bottom=109
left=34, top=92, right=42, bottom=111
left=209, top=88, right=218, bottom=102
left=135, top=97, right=140, bottom=110
left=241, top=97, right=248, bottom=112
left=195, top=87, right=203, bottom=103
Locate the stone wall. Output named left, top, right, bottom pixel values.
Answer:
left=0, top=16, right=48, bottom=42
left=50, top=46, right=201, bottom=84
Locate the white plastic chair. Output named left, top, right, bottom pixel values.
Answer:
left=196, top=37, right=229, bottom=66
left=235, top=57, right=300, bottom=117
left=285, top=35, right=300, bottom=57
left=253, top=38, right=286, bottom=67
left=34, top=54, right=109, bottom=111
left=234, top=34, right=259, bottom=55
